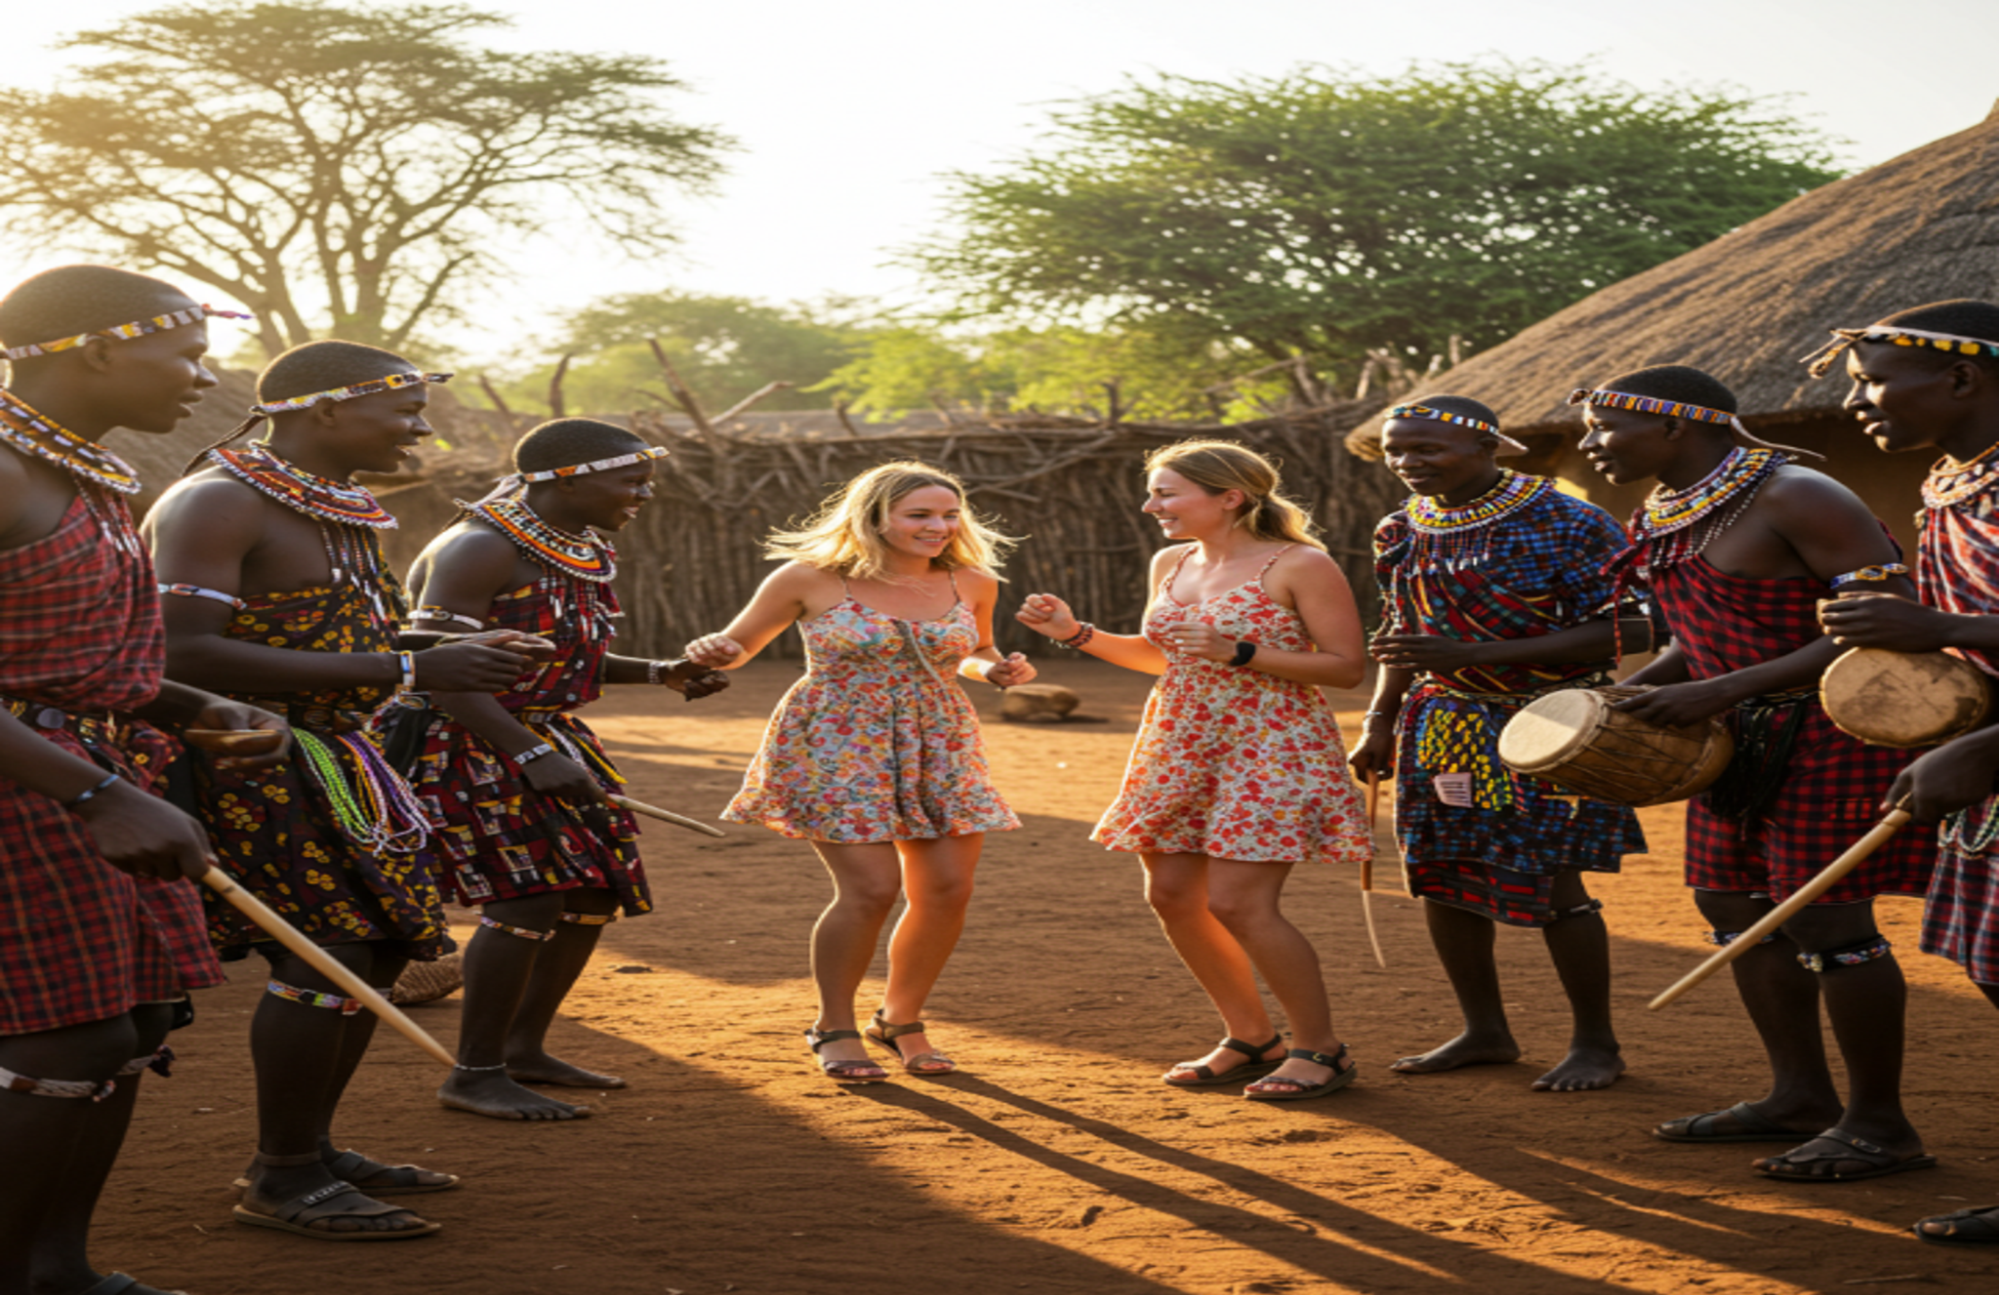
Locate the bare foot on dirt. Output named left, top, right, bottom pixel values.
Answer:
left=1389, top=1032, right=1521, bottom=1074
left=1530, top=1045, right=1625, bottom=1092
left=507, top=1052, right=627, bottom=1089
left=439, top=1068, right=591, bottom=1120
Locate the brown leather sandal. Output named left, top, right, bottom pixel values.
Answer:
left=864, top=1010, right=956, bottom=1074
left=806, top=1027, right=887, bottom=1084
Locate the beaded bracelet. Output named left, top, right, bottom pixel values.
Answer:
left=1058, top=623, right=1096, bottom=650
left=647, top=659, right=667, bottom=686
left=1829, top=563, right=1910, bottom=590
left=65, top=773, right=119, bottom=808
left=396, top=651, right=417, bottom=694
left=511, top=742, right=556, bottom=767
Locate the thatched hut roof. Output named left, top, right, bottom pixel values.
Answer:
left=1347, top=101, right=1999, bottom=459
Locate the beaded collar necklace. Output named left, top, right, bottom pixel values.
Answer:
left=472, top=495, right=616, bottom=583
left=0, top=389, right=142, bottom=495
left=1406, top=470, right=1545, bottom=535
left=210, top=443, right=396, bottom=529
left=1922, top=439, right=1999, bottom=511
left=1636, top=448, right=1781, bottom=539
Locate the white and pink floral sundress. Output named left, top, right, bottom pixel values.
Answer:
left=725, top=575, right=1019, bottom=843
left=1093, top=545, right=1370, bottom=865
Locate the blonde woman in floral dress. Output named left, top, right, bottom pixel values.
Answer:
left=1019, top=440, right=1371, bottom=1100
left=685, top=462, right=1032, bottom=1082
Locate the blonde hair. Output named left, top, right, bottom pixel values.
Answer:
left=1144, top=439, right=1322, bottom=548
left=765, top=460, right=1016, bottom=580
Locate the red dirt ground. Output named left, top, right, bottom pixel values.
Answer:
left=93, top=660, right=1999, bottom=1294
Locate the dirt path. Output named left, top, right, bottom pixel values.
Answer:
left=97, top=660, right=1999, bottom=1294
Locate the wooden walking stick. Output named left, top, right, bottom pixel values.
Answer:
left=1648, top=806, right=1914, bottom=1011
left=609, top=793, right=727, bottom=839
left=197, top=867, right=457, bottom=1067
left=1361, top=772, right=1388, bottom=969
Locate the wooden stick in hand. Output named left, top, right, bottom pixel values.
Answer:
left=198, top=867, right=455, bottom=1067
left=609, top=793, right=727, bottom=839
left=1648, top=809, right=1912, bottom=1011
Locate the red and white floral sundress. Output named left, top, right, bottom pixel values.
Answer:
left=1093, top=545, right=1370, bottom=865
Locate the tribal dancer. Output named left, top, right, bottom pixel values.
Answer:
left=404, top=418, right=724, bottom=1121
left=1352, top=397, right=1645, bottom=1092
left=1583, top=365, right=1938, bottom=1183
left=1810, top=299, right=1999, bottom=1239
left=148, top=341, right=542, bottom=1240
left=0, top=265, right=287, bottom=1294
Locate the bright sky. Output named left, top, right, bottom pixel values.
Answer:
left=6, top=0, right=1997, bottom=366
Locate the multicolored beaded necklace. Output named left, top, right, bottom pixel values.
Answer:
left=1921, top=440, right=1999, bottom=513
left=0, top=389, right=142, bottom=495
left=1629, top=448, right=1785, bottom=574
left=1401, top=470, right=1550, bottom=570
left=472, top=495, right=617, bottom=583
left=210, top=443, right=397, bottom=529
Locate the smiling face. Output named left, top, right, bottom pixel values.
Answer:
left=553, top=460, right=657, bottom=533
left=312, top=384, right=436, bottom=476
left=1841, top=340, right=1981, bottom=456
left=1577, top=403, right=1684, bottom=487
left=878, top=483, right=963, bottom=561
left=1381, top=418, right=1499, bottom=500
left=1142, top=467, right=1242, bottom=541
left=95, top=322, right=219, bottom=435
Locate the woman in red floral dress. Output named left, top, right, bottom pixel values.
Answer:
left=1019, top=440, right=1370, bottom=1100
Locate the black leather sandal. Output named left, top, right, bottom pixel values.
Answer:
left=1162, top=1034, right=1285, bottom=1087
left=1243, top=1044, right=1358, bottom=1102
left=806, top=1027, right=887, bottom=1084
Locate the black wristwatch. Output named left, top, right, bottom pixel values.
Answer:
left=1229, top=641, right=1258, bottom=667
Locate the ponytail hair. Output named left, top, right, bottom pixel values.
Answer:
left=1144, top=439, right=1322, bottom=548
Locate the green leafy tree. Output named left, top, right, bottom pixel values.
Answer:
left=0, top=1, right=731, bottom=355
left=503, top=292, right=874, bottom=415
left=913, top=59, right=1842, bottom=380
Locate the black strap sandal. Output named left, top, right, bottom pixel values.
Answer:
left=864, top=1010, right=955, bottom=1074
left=805, top=1027, right=887, bottom=1084
left=1163, top=1034, right=1285, bottom=1087
left=1244, top=1044, right=1359, bottom=1102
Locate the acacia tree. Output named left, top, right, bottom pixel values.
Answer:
left=0, top=1, right=732, bottom=355
left=913, top=60, right=1842, bottom=382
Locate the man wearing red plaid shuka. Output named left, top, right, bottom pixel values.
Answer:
left=1580, top=364, right=1938, bottom=1187
left=1812, top=300, right=1999, bottom=1244
left=0, top=266, right=287, bottom=1296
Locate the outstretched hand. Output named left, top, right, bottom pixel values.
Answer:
left=657, top=657, right=731, bottom=699
left=1016, top=593, right=1081, bottom=641
left=685, top=633, right=745, bottom=668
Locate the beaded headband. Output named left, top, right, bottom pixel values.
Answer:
left=1384, top=403, right=1531, bottom=455
left=1802, top=325, right=1999, bottom=378
left=516, top=446, right=669, bottom=482
left=252, top=371, right=453, bottom=416
left=3, top=303, right=251, bottom=361
left=1567, top=387, right=1823, bottom=462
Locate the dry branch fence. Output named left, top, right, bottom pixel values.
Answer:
left=414, top=400, right=1402, bottom=661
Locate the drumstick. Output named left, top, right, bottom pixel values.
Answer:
left=609, top=793, right=727, bottom=839
left=197, top=866, right=455, bottom=1067
left=1647, top=807, right=1913, bottom=1011
left=1361, top=771, right=1387, bottom=969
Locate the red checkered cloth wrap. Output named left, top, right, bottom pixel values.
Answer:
left=1916, top=482, right=1999, bottom=983
left=390, top=569, right=647, bottom=913
left=0, top=488, right=224, bottom=1035
left=1641, top=552, right=1936, bottom=904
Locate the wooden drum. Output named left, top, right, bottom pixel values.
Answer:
left=1820, top=647, right=1992, bottom=749
left=1497, top=685, right=1735, bottom=807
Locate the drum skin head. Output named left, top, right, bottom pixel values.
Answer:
left=1821, top=647, right=1993, bottom=749
left=1497, top=689, right=1604, bottom=774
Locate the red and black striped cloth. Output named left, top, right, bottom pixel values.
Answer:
left=0, top=488, right=223, bottom=1035
left=1646, top=553, right=1935, bottom=904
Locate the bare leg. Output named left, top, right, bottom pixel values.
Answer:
left=1656, top=890, right=1842, bottom=1138
left=1205, top=858, right=1346, bottom=1091
left=874, top=834, right=981, bottom=1069
left=1390, top=896, right=1521, bottom=1074
left=9, top=1013, right=139, bottom=1294
left=808, top=840, right=902, bottom=1073
left=1755, top=899, right=1923, bottom=1174
left=1142, top=852, right=1282, bottom=1080
left=438, top=892, right=585, bottom=1121
left=241, top=944, right=429, bottom=1233
left=506, top=888, right=624, bottom=1088
left=1532, top=872, right=1624, bottom=1092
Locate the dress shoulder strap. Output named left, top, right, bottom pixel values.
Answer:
left=1160, top=544, right=1198, bottom=594
left=1256, top=543, right=1297, bottom=577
